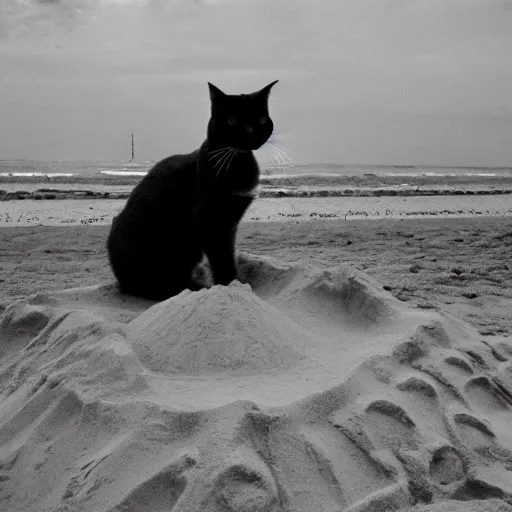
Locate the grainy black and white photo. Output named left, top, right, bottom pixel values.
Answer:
left=1, top=1, right=512, bottom=511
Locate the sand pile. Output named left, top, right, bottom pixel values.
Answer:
left=1, top=253, right=512, bottom=511
left=129, top=281, right=309, bottom=376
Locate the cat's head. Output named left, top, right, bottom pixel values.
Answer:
left=206, top=81, right=278, bottom=151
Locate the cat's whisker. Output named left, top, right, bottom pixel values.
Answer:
left=267, top=144, right=285, bottom=157
left=208, top=149, right=229, bottom=162
left=216, top=149, right=233, bottom=168
left=208, top=147, right=232, bottom=158
left=268, top=142, right=297, bottom=162
left=268, top=142, right=295, bottom=158
left=215, top=149, right=233, bottom=179
left=220, top=150, right=235, bottom=180
left=276, top=148, right=295, bottom=165
left=224, top=150, right=237, bottom=179
left=208, top=146, right=231, bottom=155
left=269, top=146, right=292, bottom=166
left=270, top=147, right=284, bottom=161
left=213, top=152, right=228, bottom=172
left=210, top=155, right=231, bottom=174
left=269, top=142, right=292, bottom=152
left=220, top=151, right=233, bottom=180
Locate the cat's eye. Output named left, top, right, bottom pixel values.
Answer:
left=259, top=116, right=268, bottom=124
left=227, top=117, right=237, bottom=126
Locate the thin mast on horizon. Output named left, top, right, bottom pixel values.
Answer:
left=130, top=133, right=135, bottom=161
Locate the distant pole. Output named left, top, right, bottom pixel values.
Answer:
left=131, top=133, right=135, bottom=161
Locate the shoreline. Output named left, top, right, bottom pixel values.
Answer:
left=2, top=171, right=512, bottom=211
left=2, top=172, right=512, bottom=199
left=1, top=186, right=512, bottom=201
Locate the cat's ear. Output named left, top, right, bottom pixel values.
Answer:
left=254, top=80, right=278, bottom=99
left=208, top=82, right=226, bottom=103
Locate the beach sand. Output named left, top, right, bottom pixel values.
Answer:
left=1, top=216, right=510, bottom=336
left=1, top=215, right=512, bottom=511
left=1, top=195, right=512, bottom=228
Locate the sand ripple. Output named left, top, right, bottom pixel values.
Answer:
left=1, top=255, right=512, bottom=511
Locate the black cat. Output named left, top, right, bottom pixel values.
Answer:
left=107, top=80, right=278, bottom=300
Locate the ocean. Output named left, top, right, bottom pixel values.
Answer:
left=1, top=159, right=512, bottom=225
left=2, top=159, right=512, bottom=181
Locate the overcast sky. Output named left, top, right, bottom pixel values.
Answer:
left=1, top=0, right=511, bottom=166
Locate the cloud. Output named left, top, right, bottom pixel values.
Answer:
left=0, top=0, right=205, bottom=38
left=0, top=0, right=98, bottom=38
left=1, top=0, right=512, bottom=164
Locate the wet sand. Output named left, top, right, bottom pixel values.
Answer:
left=0, top=195, right=512, bottom=227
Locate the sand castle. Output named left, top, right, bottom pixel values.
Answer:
left=1, top=253, right=512, bottom=511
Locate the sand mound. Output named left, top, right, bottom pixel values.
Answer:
left=129, top=281, right=309, bottom=376
left=2, top=253, right=512, bottom=511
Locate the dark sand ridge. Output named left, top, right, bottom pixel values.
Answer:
left=2, top=172, right=512, bottom=201
left=2, top=171, right=512, bottom=188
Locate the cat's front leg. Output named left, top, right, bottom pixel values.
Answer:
left=199, top=220, right=237, bottom=285
left=198, top=195, right=252, bottom=286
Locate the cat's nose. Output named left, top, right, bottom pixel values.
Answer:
left=245, top=126, right=253, bottom=135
